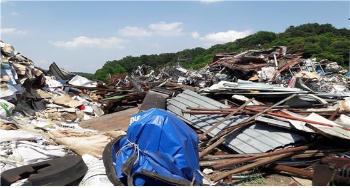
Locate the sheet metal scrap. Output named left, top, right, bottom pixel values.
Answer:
left=167, top=90, right=306, bottom=154
left=269, top=164, right=313, bottom=179
left=302, top=113, right=350, bottom=140
left=313, top=156, right=350, bottom=186
left=211, top=56, right=267, bottom=72
left=198, top=94, right=305, bottom=157
left=211, top=145, right=311, bottom=170
left=139, top=88, right=173, bottom=111
left=49, top=62, right=75, bottom=81
left=200, top=80, right=307, bottom=97
left=272, top=56, right=301, bottom=80
left=187, top=105, right=350, bottom=137
left=209, top=46, right=288, bottom=80
left=211, top=145, right=310, bottom=182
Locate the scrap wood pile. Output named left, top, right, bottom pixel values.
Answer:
left=1, top=40, right=350, bottom=186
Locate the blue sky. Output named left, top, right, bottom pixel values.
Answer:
left=1, top=1, right=349, bottom=73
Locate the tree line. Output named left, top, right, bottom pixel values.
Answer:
left=91, top=23, right=350, bottom=81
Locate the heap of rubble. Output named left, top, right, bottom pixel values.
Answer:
left=1, top=41, right=350, bottom=186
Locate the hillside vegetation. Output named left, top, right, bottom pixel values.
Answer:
left=94, top=23, right=350, bottom=81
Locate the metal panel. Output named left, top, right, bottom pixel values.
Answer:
left=139, top=90, right=170, bottom=111
left=49, top=62, right=75, bottom=81
left=202, top=80, right=306, bottom=93
left=167, top=89, right=306, bottom=154
left=255, top=116, right=292, bottom=129
left=305, top=113, right=350, bottom=140
left=167, top=90, right=246, bottom=138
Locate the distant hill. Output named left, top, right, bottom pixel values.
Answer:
left=94, top=23, right=350, bottom=81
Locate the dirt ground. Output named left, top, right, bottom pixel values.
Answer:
left=237, top=174, right=312, bottom=186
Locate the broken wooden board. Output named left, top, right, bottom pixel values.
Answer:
left=79, top=107, right=138, bottom=131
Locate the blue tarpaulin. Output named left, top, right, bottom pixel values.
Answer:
left=110, top=108, right=202, bottom=185
left=345, top=71, right=350, bottom=78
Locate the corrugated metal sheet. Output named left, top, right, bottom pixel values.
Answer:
left=255, top=115, right=315, bottom=133
left=167, top=89, right=306, bottom=154
left=49, top=62, right=75, bottom=81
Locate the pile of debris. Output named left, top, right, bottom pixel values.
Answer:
left=112, top=45, right=350, bottom=97
left=2, top=40, right=350, bottom=186
left=0, top=41, right=107, bottom=123
left=167, top=89, right=350, bottom=185
left=0, top=41, right=127, bottom=185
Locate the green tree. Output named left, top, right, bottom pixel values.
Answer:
left=93, top=23, right=350, bottom=82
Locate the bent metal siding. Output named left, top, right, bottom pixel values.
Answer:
left=167, top=89, right=306, bottom=154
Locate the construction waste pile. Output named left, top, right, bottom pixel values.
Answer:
left=1, top=41, right=350, bottom=186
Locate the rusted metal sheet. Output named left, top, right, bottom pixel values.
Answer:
left=212, top=145, right=310, bottom=170
left=313, top=157, right=350, bottom=186
left=211, top=145, right=309, bottom=182
left=271, top=164, right=313, bottom=179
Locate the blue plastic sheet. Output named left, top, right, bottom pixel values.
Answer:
left=345, top=71, right=350, bottom=78
left=111, top=108, right=202, bottom=185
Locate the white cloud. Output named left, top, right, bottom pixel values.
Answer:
left=52, top=36, right=126, bottom=49
left=119, top=26, right=151, bottom=37
left=148, top=22, right=183, bottom=36
left=0, top=27, right=27, bottom=35
left=10, top=11, right=20, bottom=16
left=118, top=21, right=184, bottom=37
left=200, top=0, right=224, bottom=4
left=191, top=31, right=200, bottom=39
left=193, top=30, right=252, bottom=45
left=51, top=21, right=184, bottom=50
